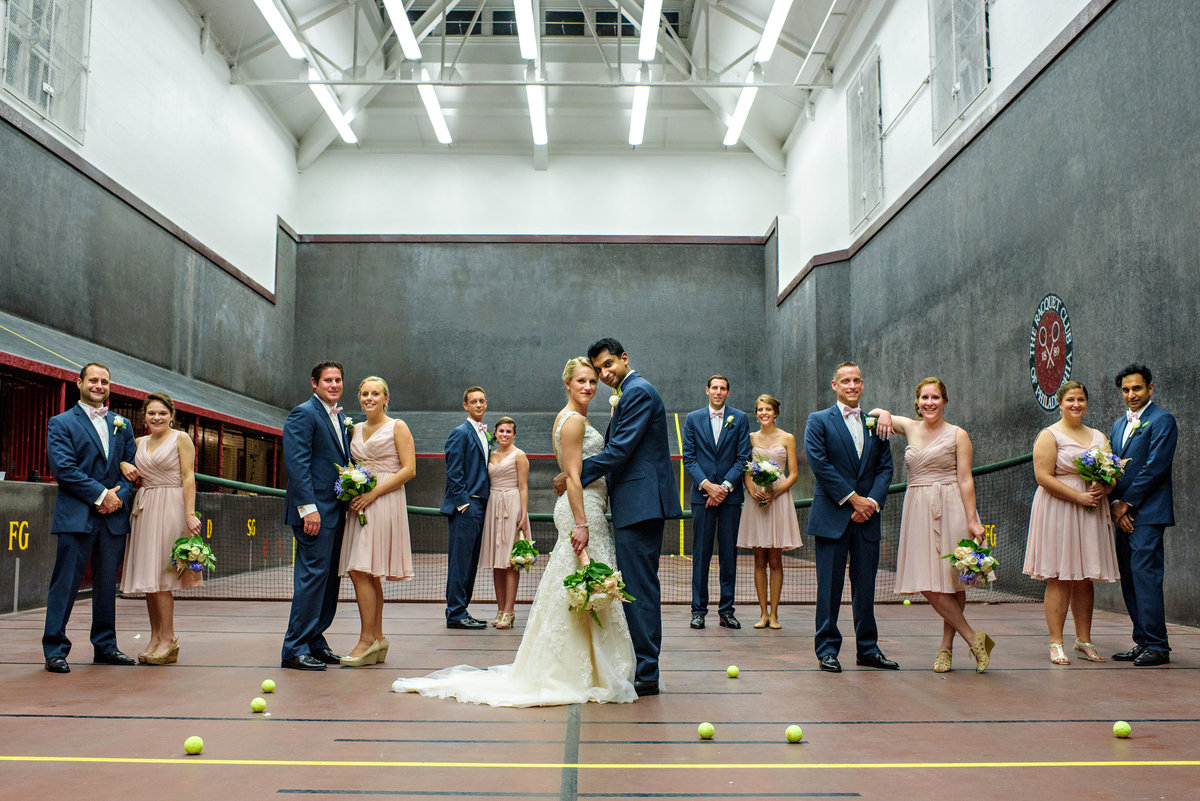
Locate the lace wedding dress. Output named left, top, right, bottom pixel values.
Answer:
left=392, top=411, right=637, bottom=706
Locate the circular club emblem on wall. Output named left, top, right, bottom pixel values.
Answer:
left=1028, top=294, right=1073, bottom=410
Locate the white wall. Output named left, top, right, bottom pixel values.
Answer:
left=16, top=0, right=299, bottom=292
left=292, top=151, right=784, bottom=237
left=779, top=0, right=1093, bottom=290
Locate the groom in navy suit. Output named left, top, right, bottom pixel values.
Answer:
left=440, top=386, right=491, bottom=629
left=1108, top=364, right=1177, bottom=666
left=281, top=361, right=353, bottom=670
left=42, top=362, right=138, bottom=673
left=570, top=338, right=682, bottom=696
left=683, top=374, right=751, bottom=630
left=804, top=361, right=896, bottom=673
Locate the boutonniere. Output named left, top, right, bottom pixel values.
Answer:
left=864, top=416, right=877, bottom=432
left=1127, top=418, right=1149, bottom=439
left=113, top=416, right=127, bottom=432
left=609, top=388, right=622, bottom=408
left=723, top=415, right=734, bottom=428
left=487, top=432, right=497, bottom=452
left=342, top=418, right=354, bottom=433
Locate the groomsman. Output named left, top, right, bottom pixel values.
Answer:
left=1109, top=364, right=1177, bottom=666
left=440, top=386, right=491, bottom=629
left=804, top=362, right=896, bottom=673
left=42, top=362, right=138, bottom=673
left=281, top=361, right=352, bottom=670
left=682, top=375, right=752, bottom=629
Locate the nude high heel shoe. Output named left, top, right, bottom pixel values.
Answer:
left=339, top=640, right=380, bottom=667
left=969, top=631, right=994, bottom=673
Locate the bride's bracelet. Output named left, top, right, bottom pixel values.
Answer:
left=572, top=524, right=589, bottom=530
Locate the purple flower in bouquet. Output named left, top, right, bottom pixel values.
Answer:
left=334, top=461, right=378, bottom=525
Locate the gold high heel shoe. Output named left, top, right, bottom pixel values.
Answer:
left=1073, top=640, right=1106, bottom=662
left=491, top=612, right=503, bottom=628
left=969, top=631, right=995, bottom=673
left=375, top=637, right=389, bottom=663
left=933, top=649, right=953, bottom=673
left=495, top=611, right=515, bottom=629
left=1049, top=642, right=1070, bottom=665
left=142, top=639, right=179, bottom=666
left=339, top=640, right=380, bottom=667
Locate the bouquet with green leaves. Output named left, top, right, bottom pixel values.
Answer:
left=563, top=550, right=635, bottom=627
left=168, top=532, right=216, bottom=578
left=509, top=538, right=539, bottom=571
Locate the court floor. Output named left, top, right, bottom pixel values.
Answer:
left=1, top=599, right=1196, bottom=800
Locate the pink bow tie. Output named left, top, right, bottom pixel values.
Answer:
left=710, top=410, right=723, bottom=419
left=330, top=405, right=343, bottom=416
left=1126, top=411, right=1139, bottom=423
left=843, top=407, right=861, bottom=419
left=477, top=422, right=488, bottom=433
left=89, top=406, right=109, bottom=420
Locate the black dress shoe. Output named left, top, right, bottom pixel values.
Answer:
left=634, top=680, right=660, bottom=697
left=45, top=657, right=70, bottom=674
left=310, top=647, right=343, bottom=664
left=690, top=614, right=705, bottom=629
left=281, top=654, right=326, bottom=670
left=856, top=652, right=899, bottom=670
left=1133, top=649, right=1171, bottom=666
left=1112, top=645, right=1146, bottom=662
left=819, top=654, right=842, bottom=673
left=447, top=617, right=487, bottom=629
left=719, top=614, right=741, bottom=630
left=93, top=650, right=136, bottom=666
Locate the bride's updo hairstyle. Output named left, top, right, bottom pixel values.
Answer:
left=913, top=377, right=948, bottom=415
left=562, top=357, right=596, bottom=387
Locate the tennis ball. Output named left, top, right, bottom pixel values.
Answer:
left=697, top=722, right=715, bottom=740
left=785, top=725, right=803, bottom=743
left=261, top=679, right=276, bottom=693
left=903, top=599, right=911, bottom=606
left=183, top=736, right=204, bottom=755
left=726, top=665, right=739, bottom=678
left=1113, top=721, right=1132, bottom=738
left=250, top=697, right=267, bottom=713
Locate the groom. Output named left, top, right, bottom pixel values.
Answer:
left=558, top=338, right=682, bottom=696
left=804, top=361, right=896, bottom=673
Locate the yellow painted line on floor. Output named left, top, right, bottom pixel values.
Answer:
left=2, top=755, right=1199, bottom=770
left=673, top=411, right=685, bottom=555
left=0, top=324, right=83, bottom=369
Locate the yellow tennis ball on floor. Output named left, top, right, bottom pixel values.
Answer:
left=785, top=725, right=803, bottom=743
left=697, top=722, right=715, bottom=739
left=183, top=736, right=204, bottom=755
left=903, top=599, right=911, bottom=605
left=1113, top=721, right=1132, bottom=738
left=250, top=697, right=267, bottom=713
left=261, top=679, right=276, bottom=693
left=726, top=665, right=739, bottom=678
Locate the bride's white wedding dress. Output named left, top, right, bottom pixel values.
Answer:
left=392, top=411, right=637, bottom=706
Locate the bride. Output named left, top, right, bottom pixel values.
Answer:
left=392, top=357, right=637, bottom=706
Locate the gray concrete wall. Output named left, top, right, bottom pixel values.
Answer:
left=292, top=241, right=769, bottom=415
left=778, top=0, right=1200, bottom=623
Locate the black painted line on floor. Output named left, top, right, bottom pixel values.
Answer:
left=561, top=703, right=581, bottom=801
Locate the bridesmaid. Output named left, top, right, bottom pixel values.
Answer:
left=118, top=393, right=201, bottom=665
left=1022, top=380, right=1120, bottom=665
left=736, top=394, right=801, bottom=630
left=338, top=376, right=416, bottom=667
left=871, top=378, right=994, bottom=673
left=481, top=417, right=531, bottom=629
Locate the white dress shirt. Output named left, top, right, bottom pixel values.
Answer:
left=297, top=396, right=345, bottom=519
left=835, top=402, right=877, bottom=511
left=79, top=402, right=111, bottom=507
left=709, top=406, right=724, bottom=443
left=1122, top=400, right=1153, bottom=448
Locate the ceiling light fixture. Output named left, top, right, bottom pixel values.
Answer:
left=638, top=0, right=663, bottom=62
left=514, top=0, right=538, bottom=61
left=381, top=0, right=424, bottom=61
left=308, top=67, right=358, bottom=144
left=755, top=0, right=796, bottom=64
left=252, top=0, right=305, bottom=59
left=628, top=66, right=651, bottom=146
left=418, top=69, right=452, bottom=144
left=723, top=67, right=760, bottom=147
left=525, top=65, right=548, bottom=145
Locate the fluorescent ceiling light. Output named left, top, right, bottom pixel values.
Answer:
left=525, top=83, right=548, bottom=146
left=381, top=0, right=424, bottom=61
left=514, top=0, right=538, bottom=61
left=308, top=68, right=358, bottom=144
left=755, top=0, right=795, bottom=64
left=252, top=0, right=305, bottom=59
left=418, top=69, right=452, bottom=144
left=723, top=71, right=759, bottom=147
left=638, top=0, right=663, bottom=62
left=628, top=68, right=650, bottom=147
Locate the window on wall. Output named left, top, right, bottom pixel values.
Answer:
left=846, top=47, right=882, bottom=231
left=928, top=0, right=991, bottom=141
left=1, top=0, right=90, bottom=141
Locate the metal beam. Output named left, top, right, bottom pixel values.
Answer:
left=711, top=1, right=811, bottom=60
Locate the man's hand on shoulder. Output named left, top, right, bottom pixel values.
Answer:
left=552, top=472, right=567, bottom=496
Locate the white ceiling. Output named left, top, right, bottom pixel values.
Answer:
left=183, top=0, right=859, bottom=170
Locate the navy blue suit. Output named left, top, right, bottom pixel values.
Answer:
left=441, top=420, right=491, bottom=622
left=682, top=406, right=752, bottom=617
left=804, top=405, right=893, bottom=659
left=42, top=404, right=137, bottom=659
left=1109, top=401, right=1176, bottom=653
left=281, top=396, right=352, bottom=660
left=580, top=371, right=683, bottom=682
